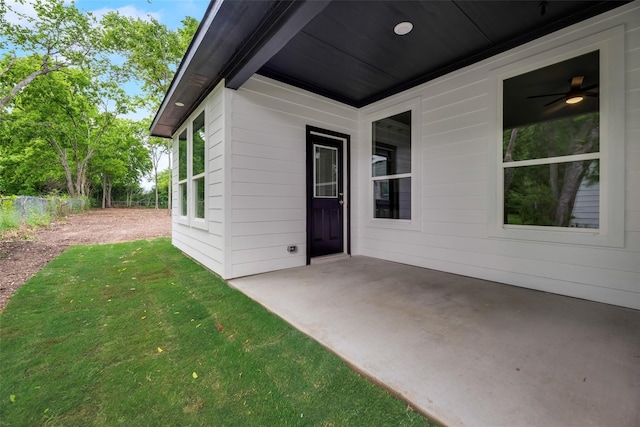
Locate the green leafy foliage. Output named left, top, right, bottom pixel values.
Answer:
left=503, top=113, right=600, bottom=227
left=0, top=1, right=198, bottom=204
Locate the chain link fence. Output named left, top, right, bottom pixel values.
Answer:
left=0, top=196, right=88, bottom=223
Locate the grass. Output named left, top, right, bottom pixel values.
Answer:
left=0, top=238, right=437, bottom=426
left=0, top=210, right=20, bottom=232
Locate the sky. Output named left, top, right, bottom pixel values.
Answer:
left=76, top=0, right=210, bottom=30
left=5, top=0, right=210, bottom=30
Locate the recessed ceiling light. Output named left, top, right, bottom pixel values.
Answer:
left=175, top=102, right=185, bottom=107
left=394, top=21, right=413, bottom=36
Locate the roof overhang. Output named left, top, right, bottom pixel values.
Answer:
left=150, top=0, right=630, bottom=138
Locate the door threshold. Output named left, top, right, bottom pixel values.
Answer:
left=311, top=253, right=350, bottom=265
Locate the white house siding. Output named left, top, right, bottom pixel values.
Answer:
left=172, top=84, right=227, bottom=277
left=354, top=4, right=640, bottom=310
left=570, top=180, right=600, bottom=228
left=227, top=76, right=358, bottom=278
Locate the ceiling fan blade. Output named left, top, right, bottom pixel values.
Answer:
left=570, top=76, right=584, bottom=90
left=581, top=83, right=598, bottom=91
left=543, top=96, right=565, bottom=107
left=585, top=92, right=599, bottom=97
left=527, top=93, right=566, bottom=99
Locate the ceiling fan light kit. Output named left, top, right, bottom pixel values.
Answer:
left=527, top=74, right=598, bottom=107
left=565, top=95, right=584, bottom=104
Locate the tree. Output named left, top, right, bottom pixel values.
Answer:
left=4, top=65, right=130, bottom=198
left=102, top=13, right=199, bottom=213
left=147, top=137, right=168, bottom=209
left=0, top=0, right=103, bottom=110
left=91, top=120, right=152, bottom=208
left=101, top=13, right=198, bottom=108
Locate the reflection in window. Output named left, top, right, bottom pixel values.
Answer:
left=192, top=112, right=205, bottom=176
left=374, top=178, right=411, bottom=219
left=180, top=182, right=187, bottom=216
left=195, top=177, right=205, bottom=219
left=191, top=111, right=205, bottom=221
left=502, top=51, right=600, bottom=229
left=178, top=130, right=187, bottom=181
left=314, top=145, right=337, bottom=197
left=178, top=129, right=188, bottom=217
left=372, top=111, right=411, bottom=219
left=504, top=159, right=599, bottom=228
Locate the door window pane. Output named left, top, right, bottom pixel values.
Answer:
left=314, top=145, right=337, bottom=198
left=374, top=178, right=411, bottom=219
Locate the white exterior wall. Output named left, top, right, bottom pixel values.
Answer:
left=226, top=76, right=359, bottom=278
left=354, top=4, right=640, bottom=310
left=170, top=4, right=639, bottom=309
left=172, top=83, right=227, bottom=277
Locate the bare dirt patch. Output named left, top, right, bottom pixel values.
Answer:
left=0, top=208, right=171, bottom=311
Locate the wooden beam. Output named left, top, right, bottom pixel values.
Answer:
left=224, top=0, right=330, bottom=90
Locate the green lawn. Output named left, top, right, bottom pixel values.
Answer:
left=0, top=238, right=437, bottom=426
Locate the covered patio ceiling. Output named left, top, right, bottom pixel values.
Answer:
left=150, top=0, right=630, bottom=138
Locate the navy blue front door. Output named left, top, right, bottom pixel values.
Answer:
left=309, top=134, right=344, bottom=258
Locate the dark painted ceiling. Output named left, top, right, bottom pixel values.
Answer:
left=151, top=0, right=629, bottom=138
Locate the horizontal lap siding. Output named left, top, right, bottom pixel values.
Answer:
left=228, top=76, right=358, bottom=278
left=172, top=85, right=227, bottom=277
left=356, top=6, right=640, bottom=309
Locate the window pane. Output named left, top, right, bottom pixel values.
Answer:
left=372, top=111, right=411, bottom=177
left=314, top=145, right=337, bottom=197
left=503, top=50, right=599, bottom=131
left=503, top=113, right=599, bottom=163
left=178, top=130, right=187, bottom=181
left=180, top=182, right=187, bottom=216
left=504, top=160, right=599, bottom=228
left=195, top=177, right=205, bottom=219
left=192, top=112, right=205, bottom=176
left=374, top=178, right=411, bottom=219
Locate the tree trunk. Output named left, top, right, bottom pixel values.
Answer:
left=49, top=140, right=76, bottom=197
left=101, top=174, right=107, bottom=209
left=154, top=163, right=159, bottom=209
left=554, top=120, right=599, bottom=226
left=106, top=177, right=112, bottom=208
left=555, top=162, right=585, bottom=226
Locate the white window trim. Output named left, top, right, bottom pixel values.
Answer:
left=176, top=128, right=189, bottom=225
left=366, top=97, right=422, bottom=231
left=175, top=108, right=208, bottom=229
left=487, top=25, right=625, bottom=247
left=190, top=109, right=207, bottom=230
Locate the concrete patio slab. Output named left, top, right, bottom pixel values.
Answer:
left=229, top=256, right=640, bottom=427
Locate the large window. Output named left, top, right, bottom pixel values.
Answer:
left=192, top=112, right=205, bottom=219
left=489, top=26, right=625, bottom=247
left=175, top=110, right=206, bottom=223
left=372, top=111, right=411, bottom=219
left=502, top=51, right=600, bottom=229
